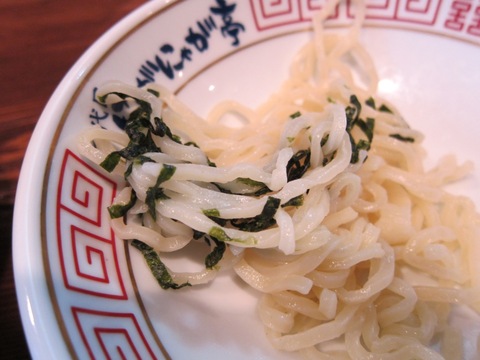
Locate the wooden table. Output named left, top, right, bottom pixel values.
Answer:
left=0, top=1, right=145, bottom=358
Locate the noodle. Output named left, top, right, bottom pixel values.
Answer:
left=77, top=0, right=480, bottom=358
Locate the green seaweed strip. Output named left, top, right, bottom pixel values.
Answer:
left=230, top=196, right=281, bottom=232
left=108, top=190, right=137, bottom=219
left=204, top=238, right=226, bottom=269
left=145, top=164, right=176, bottom=219
left=131, top=240, right=190, bottom=290
left=389, top=133, right=415, bottom=142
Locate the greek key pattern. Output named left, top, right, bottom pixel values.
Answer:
left=72, top=308, right=158, bottom=360
left=249, top=0, right=480, bottom=44
left=55, top=149, right=165, bottom=359
left=249, top=0, right=331, bottom=29
left=57, top=149, right=126, bottom=299
left=361, top=0, right=441, bottom=24
left=444, top=0, right=480, bottom=36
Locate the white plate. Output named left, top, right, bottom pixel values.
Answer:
left=13, top=0, right=480, bottom=359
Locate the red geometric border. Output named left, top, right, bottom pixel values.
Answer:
left=71, top=225, right=111, bottom=284
left=56, top=149, right=127, bottom=299
left=248, top=0, right=480, bottom=45
left=249, top=0, right=335, bottom=30
left=71, top=307, right=158, bottom=360
left=354, top=0, right=443, bottom=25
left=249, top=0, right=443, bottom=29
left=444, top=0, right=480, bottom=36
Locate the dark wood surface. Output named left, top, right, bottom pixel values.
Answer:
left=0, top=1, right=145, bottom=358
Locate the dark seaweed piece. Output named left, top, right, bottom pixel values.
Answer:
left=389, top=133, right=415, bottom=143
left=286, top=149, right=311, bottom=182
left=108, top=189, right=137, bottom=219
left=131, top=240, right=191, bottom=290
left=145, top=164, right=176, bottom=220
left=230, top=196, right=281, bottom=232
left=282, top=194, right=304, bottom=208
left=204, top=238, right=226, bottom=269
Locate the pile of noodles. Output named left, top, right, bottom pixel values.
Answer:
left=77, top=0, right=480, bottom=358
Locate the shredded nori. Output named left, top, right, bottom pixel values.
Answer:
left=108, top=190, right=137, bottom=219
left=98, top=92, right=185, bottom=175
left=152, top=116, right=181, bottom=143
left=365, top=97, right=376, bottom=109
left=203, top=197, right=281, bottom=233
left=289, top=111, right=302, bottom=119
left=146, top=88, right=160, bottom=97
left=379, top=104, right=393, bottom=113
left=209, top=227, right=234, bottom=243
left=145, top=164, right=176, bottom=220
left=282, top=194, right=304, bottom=208
left=230, top=196, right=281, bottom=232
left=131, top=240, right=191, bottom=290
left=345, top=94, right=362, bottom=131
left=389, top=133, right=415, bottom=142
left=99, top=96, right=161, bottom=173
left=286, top=149, right=311, bottom=182
left=204, top=238, right=226, bottom=269
left=344, top=96, right=376, bottom=164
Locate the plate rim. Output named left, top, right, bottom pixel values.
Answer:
left=12, top=0, right=480, bottom=358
